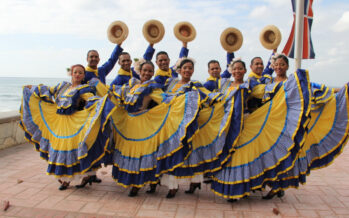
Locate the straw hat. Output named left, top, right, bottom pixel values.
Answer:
left=220, top=27, right=243, bottom=52
left=107, top=21, right=129, bottom=44
left=142, top=19, right=165, bottom=44
left=259, top=25, right=282, bottom=50
left=173, top=21, right=196, bottom=42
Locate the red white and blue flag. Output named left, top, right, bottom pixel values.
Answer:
left=282, top=0, right=315, bottom=59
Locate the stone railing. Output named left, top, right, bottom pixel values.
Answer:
left=0, top=111, right=26, bottom=150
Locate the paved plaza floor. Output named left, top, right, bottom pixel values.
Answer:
left=0, top=143, right=348, bottom=218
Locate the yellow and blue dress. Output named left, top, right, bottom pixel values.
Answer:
left=103, top=78, right=201, bottom=188
left=19, top=81, right=110, bottom=180
left=88, top=77, right=110, bottom=97
left=211, top=69, right=312, bottom=199
left=164, top=78, right=247, bottom=179
left=267, top=81, right=349, bottom=191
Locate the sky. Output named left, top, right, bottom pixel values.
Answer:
left=0, top=0, right=348, bottom=87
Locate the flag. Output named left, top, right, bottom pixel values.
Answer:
left=282, top=0, right=315, bottom=59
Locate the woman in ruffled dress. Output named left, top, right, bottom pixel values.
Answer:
left=104, top=60, right=200, bottom=197
left=260, top=54, right=349, bottom=199
left=159, top=58, right=248, bottom=198
left=20, top=64, right=109, bottom=190
left=211, top=55, right=312, bottom=201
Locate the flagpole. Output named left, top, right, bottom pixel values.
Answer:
left=294, top=0, right=304, bottom=69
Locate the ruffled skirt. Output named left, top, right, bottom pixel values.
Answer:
left=268, top=83, right=349, bottom=190
left=19, top=87, right=109, bottom=179
left=211, top=69, right=311, bottom=199
left=169, top=87, right=246, bottom=178
left=107, top=91, right=200, bottom=187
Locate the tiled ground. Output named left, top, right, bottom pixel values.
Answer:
left=0, top=143, right=348, bottom=218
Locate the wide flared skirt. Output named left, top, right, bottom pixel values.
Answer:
left=270, top=83, right=349, bottom=190
left=109, top=91, right=200, bottom=187
left=211, top=69, right=311, bottom=199
left=20, top=88, right=109, bottom=178
left=170, top=88, right=245, bottom=178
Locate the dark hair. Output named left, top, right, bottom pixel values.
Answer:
left=140, top=61, right=154, bottom=71
left=208, top=60, right=220, bottom=68
left=179, top=59, right=194, bottom=69
left=118, top=52, right=130, bottom=58
left=70, top=64, right=86, bottom=74
left=275, top=54, right=289, bottom=66
left=87, top=50, right=98, bottom=58
left=232, top=60, right=246, bottom=70
left=250, top=57, right=262, bottom=65
left=156, top=51, right=169, bottom=59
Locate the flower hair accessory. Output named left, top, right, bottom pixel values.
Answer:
left=175, top=57, right=186, bottom=70
left=176, top=57, right=196, bottom=70
left=232, top=57, right=242, bottom=64
left=228, top=57, right=242, bottom=74
left=133, top=58, right=146, bottom=75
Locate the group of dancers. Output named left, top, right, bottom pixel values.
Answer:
left=19, top=37, right=349, bottom=202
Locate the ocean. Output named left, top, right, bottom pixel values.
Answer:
left=0, top=77, right=117, bottom=113
left=0, top=77, right=67, bottom=112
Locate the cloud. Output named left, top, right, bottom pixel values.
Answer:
left=333, top=11, right=349, bottom=32
left=0, top=0, right=348, bottom=87
left=249, top=6, right=268, bottom=18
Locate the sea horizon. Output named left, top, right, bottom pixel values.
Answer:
left=0, top=76, right=116, bottom=113
left=0, top=76, right=342, bottom=113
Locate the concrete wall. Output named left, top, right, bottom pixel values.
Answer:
left=0, top=111, right=26, bottom=150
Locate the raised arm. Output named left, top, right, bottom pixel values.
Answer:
left=99, top=44, right=124, bottom=78
left=143, top=44, right=155, bottom=61
left=262, top=48, right=277, bottom=77
left=179, top=41, right=189, bottom=58
left=221, top=52, right=234, bottom=78
left=170, top=42, right=190, bottom=77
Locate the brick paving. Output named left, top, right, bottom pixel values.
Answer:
left=0, top=143, right=348, bottom=218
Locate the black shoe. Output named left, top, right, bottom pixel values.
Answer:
left=59, top=182, right=70, bottom=190
left=277, top=190, right=285, bottom=198
left=185, top=183, right=201, bottom=194
left=166, top=189, right=178, bottom=198
left=128, top=187, right=140, bottom=197
left=227, top=199, right=237, bottom=203
left=203, top=179, right=213, bottom=184
left=75, top=176, right=93, bottom=188
left=262, top=190, right=285, bottom=200
left=90, top=175, right=102, bottom=183
left=146, top=182, right=159, bottom=194
left=252, top=188, right=262, bottom=193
